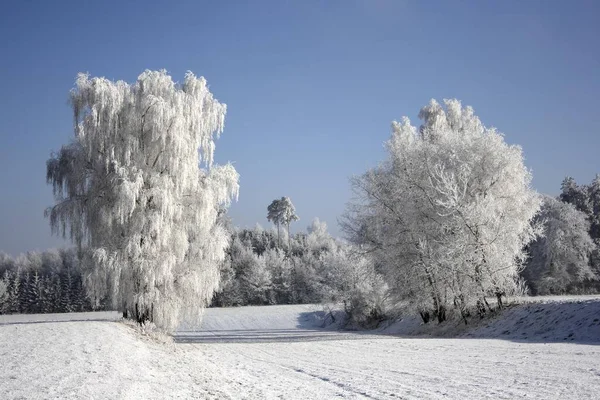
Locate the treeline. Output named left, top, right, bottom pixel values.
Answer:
left=1, top=180, right=598, bottom=326
left=522, top=176, right=600, bottom=295
left=210, top=174, right=600, bottom=327
left=0, top=249, right=103, bottom=314
left=211, top=218, right=387, bottom=326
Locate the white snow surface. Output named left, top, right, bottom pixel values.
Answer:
left=465, top=296, right=600, bottom=343
left=1, top=300, right=600, bottom=399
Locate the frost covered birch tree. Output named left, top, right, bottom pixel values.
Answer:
left=343, top=99, right=541, bottom=323
left=46, top=70, right=239, bottom=331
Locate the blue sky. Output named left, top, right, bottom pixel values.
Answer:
left=0, top=0, right=599, bottom=255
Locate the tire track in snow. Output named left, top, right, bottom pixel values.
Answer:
left=225, top=345, right=381, bottom=399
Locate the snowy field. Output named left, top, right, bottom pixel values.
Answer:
left=1, top=300, right=600, bottom=399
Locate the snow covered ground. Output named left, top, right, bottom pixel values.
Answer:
left=1, top=300, right=600, bottom=399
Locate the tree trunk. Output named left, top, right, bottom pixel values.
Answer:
left=134, top=302, right=153, bottom=325
left=474, top=265, right=493, bottom=312
left=436, top=304, right=447, bottom=323
left=454, top=295, right=469, bottom=325
left=476, top=300, right=486, bottom=318
left=277, top=223, right=281, bottom=248
left=495, top=290, right=504, bottom=310
left=421, top=257, right=445, bottom=324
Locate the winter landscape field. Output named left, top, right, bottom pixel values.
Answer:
left=2, top=298, right=600, bottom=399
left=2, top=2, right=600, bottom=400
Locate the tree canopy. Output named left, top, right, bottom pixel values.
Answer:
left=46, top=70, right=238, bottom=331
left=343, top=99, right=541, bottom=322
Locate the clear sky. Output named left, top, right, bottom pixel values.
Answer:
left=0, top=0, right=599, bottom=255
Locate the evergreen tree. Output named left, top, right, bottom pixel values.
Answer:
left=41, top=275, right=53, bottom=313
left=53, top=274, right=63, bottom=313
left=29, top=271, right=43, bottom=313
left=9, top=270, right=21, bottom=314
left=61, top=269, right=73, bottom=312
left=19, top=271, right=31, bottom=313
left=0, top=273, right=8, bottom=314
left=560, top=177, right=590, bottom=215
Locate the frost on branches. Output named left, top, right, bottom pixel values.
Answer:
left=522, top=196, right=596, bottom=295
left=343, top=99, right=541, bottom=323
left=46, top=70, right=239, bottom=331
left=267, top=197, right=299, bottom=249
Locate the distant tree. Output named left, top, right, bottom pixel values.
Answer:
left=239, top=249, right=272, bottom=305
left=45, top=70, right=239, bottom=331
left=279, top=197, right=299, bottom=248
left=557, top=174, right=600, bottom=279
left=587, top=175, right=600, bottom=243
left=52, top=274, right=63, bottom=313
left=267, top=199, right=284, bottom=247
left=41, top=275, right=53, bottom=313
left=29, top=271, right=43, bottom=313
left=560, top=177, right=590, bottom=215
left=61, top=268, right=74, bottom=312
left=9, top=270, right=21, bottom=314
left=18, top=270, right=31, bottom=313
left=0, top=252, right=15, bottom=276
left=523, top=196, right=596, bottom=294
left=41, top=249, right=63, bottom=276
left=1, top=270, right=12, bottom=314
left=267, top=197, right=299, bottom=250
left=262, top=248, right=291, bottom=303
left=306, top=218, right=332, bottom=255
left=211, top=217, right=385, bottom=311
left=0, top=277, right=7, bottom=313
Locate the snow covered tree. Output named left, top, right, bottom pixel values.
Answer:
left=28, top=271, right=43, bottom=313
left=560, top=177, right=590, bottom=215
left=213, top=235, right=273, bottom=306
left=46, top=70, right=239, bottom=331
left=1, top=271, right=12, bottom=314
left=279, top=197, right=299, bottom=248
left=267, top=197, right=299, bottom=249
left=587, top=175, right=600, bottom=243
left=238, top=249, right=272, bottom=305
left=267, top=199, right=284, bottom=247
left=556, top=174, right=600, bottom=280
left=9, top=270, right=21, bottom=314
left=262, top=248, right=291, bottom=303
left=306, top=218, right=334, bottom=255
left=343, top=99, right=541, bottom=323
left=0, top=252, right=15, bottom=277
left=0, top=277, right=7, bottom=313
left=61, top=268, right=74, bottom=312
left=41, top=275, right=53, bottom=313
left=523, top=196, right=597, bottom=294
left=52, top=275, right=63, bottom=313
